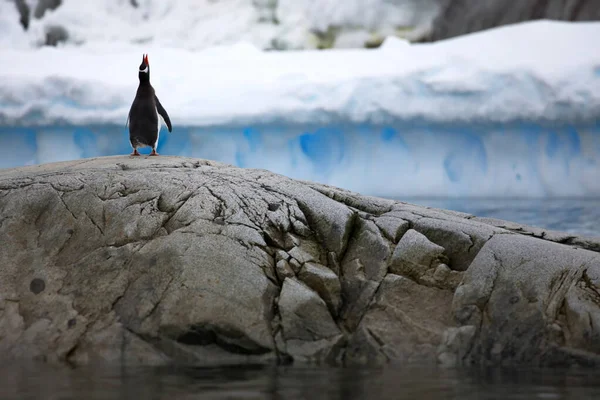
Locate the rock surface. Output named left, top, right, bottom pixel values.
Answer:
left=0, top=156, right=599, bottom=367
left=427, top=0, right=600, bottom=42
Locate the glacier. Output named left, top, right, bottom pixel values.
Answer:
left=0, top=20, right=599, bottom=198
left=2, top=122, right=598, bottom=198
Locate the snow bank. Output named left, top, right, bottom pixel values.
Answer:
left=1, top=21, right=599, bottom=127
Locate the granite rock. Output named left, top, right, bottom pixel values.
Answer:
left=1, top=156, right=599, bottom=368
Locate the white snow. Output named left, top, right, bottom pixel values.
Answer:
left=275, top=0, right=442, bottom=47
left=0, top=1, right=28, bottom=49
left=0, top=20, right=599, bottom=127
left=2, top=0, right=273, bottom=50
left=0, top=0, right=442, bottom=51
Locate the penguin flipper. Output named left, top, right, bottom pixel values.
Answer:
left=126, top=105, right=132, bottom=127
left=155, top=95, right=172, bottom=132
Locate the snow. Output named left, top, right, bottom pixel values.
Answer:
left=0, top=20, right=599, bottom=198
left=275, top=0, right=442, bottom=46
left=0, top=1, right=28, bottom=49
left=0, top=0, right=441, bottom=50
left=2, top=0, right=272, bottom=50
left=1, top=20, right=599, bottom=127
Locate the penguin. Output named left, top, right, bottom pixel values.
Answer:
left=127, top=54, right=172, bottom=156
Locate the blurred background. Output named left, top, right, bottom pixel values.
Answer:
left=0, top=0, right=599, bottom=236
left=3, top=0, right=600, bottom=49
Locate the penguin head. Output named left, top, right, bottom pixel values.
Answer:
left=138, top=54, right=150, bottom=82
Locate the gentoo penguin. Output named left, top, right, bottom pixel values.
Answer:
left=127, top=54, right=172, bottom=156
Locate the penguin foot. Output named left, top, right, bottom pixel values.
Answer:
left=130, top=149, right=140, bottom=156
left=150, top=149, right=159, bottom=156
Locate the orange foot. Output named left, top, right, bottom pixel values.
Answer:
left=130, top=149, right=140, bottom=156
left=150, top=149, right=159, bottom=156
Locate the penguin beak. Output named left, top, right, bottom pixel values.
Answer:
left=139, top=54, right=150, bottom=74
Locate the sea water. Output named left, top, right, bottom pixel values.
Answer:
left=407, top=197, right=600, bottom=238
left=1, top=363, right=600, bottom=400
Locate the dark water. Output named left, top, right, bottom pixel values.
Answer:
left=2, top=364, right=600, bottom=400
left=406, top=198, right=600, bottom=238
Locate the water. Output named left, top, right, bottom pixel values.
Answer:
left=406, top=198, right=600, bottom=238
left=2, top=364, right=600, bottom=400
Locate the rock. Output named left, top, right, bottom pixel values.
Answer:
left=388, top=230, right=462, bottom=290
left=64, top=316, right=171, bottom=366
left=275, top=181, right=355, bottom=258
left=44, top=25, right=69, bottom=47
left=346, top=274, right=454, bottom=365
left=13, top=0, right=63, bottom=32
left=275, top=259, right=295, bottom=282
left=288, top=244, right=317, bottom=265
left=277, top=278, right=340, bottom=341
left=390, top=229, right=447, bottom=278
left=288, top=258, right=302, bottom=274
left=277, top=278, right=342, bottom=361
left=562, top=265, right=600, bottom=354
left=344, top=324, right=389, bottom=366
left=453, top=234, right=600, bottom=366
left=473, top=216, right=600, bottom=253
left=391, top=229, right=447, bottom=268
left=0, top=156, right=599, bottom=368
left=427, top=0, right=600, bottom=42
left=432, top=263, right=463, bottom=291
left=339, top=217, right=390, bottom=330
left=297, top=262, right=342, bottom=316
left=374, top=215, right=410, bottom=242
left=437, top=325, right=477, bottom=367
left=343, top=218, right=389, bottom=283
left=14, top=0, right=30, bottom=30
left=274, top=249, right=289, bottom=263
left=307, top=183, right=395, bottom=215
left=34, top=0, right=62, bottom=19
left=386, top=203, right=502, bottom=271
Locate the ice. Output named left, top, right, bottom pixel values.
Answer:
left=1, top=123, right=597, bottom=198
left=0, top=20, right=599, bottom=198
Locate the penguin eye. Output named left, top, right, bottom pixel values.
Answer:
left=139, top=65, right=149, bottom=73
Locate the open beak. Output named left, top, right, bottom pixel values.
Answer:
left=144, top=54, right=149, bottom=66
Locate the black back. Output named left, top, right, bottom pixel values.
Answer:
left=128, top=82, right=159, bottom=148
left=127, top=54, right=172, bottom=149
